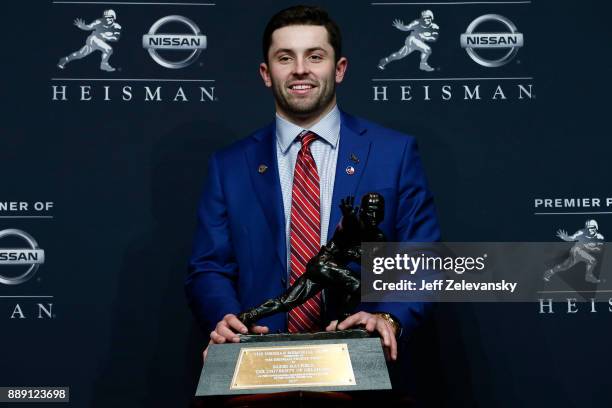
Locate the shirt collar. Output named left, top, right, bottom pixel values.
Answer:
left=275, top=105, right=341, bottom=153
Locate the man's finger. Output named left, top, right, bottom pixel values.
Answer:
left=251, top=325, right=269, bottom=335
left=337, top=315, right=358, bottom=330
left=365, top=317, right=377, bottom=333
left=202, top=339, right=213, bottom=362
left=209, top=331, right=226, bottom=344
left=390, top=334, right=397, bottom=361
left=378, top=322, right=391, bottom=347
left=337, top=312, right=366, bottom=330
left=225, top=315, right=248, bottom=334
left=377, top=332, right=392, bottom=361
left=388, top=329, right=398, bottom=360
left=216, top=325, right=240, bottom=342
left=377, top=321, right=397, bottom=360
left=325, top=320, right=339, bottom=331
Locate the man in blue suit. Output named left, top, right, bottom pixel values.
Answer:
left=186, top=5, right=440, bottom=362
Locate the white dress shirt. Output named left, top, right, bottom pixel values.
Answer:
left=275, top=106, right=341, bottom=273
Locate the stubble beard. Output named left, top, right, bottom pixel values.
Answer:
left=272, top=78, right=336, bottom=120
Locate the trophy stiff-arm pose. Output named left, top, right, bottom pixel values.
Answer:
left=57, top=9, right=121, bottom=72
left=238, top=193, right=386, bottom=328
left=544, top=220, right=604, bottom=283
left=377, top=10, right=439, bottom=72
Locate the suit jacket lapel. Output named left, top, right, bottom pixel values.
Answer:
left=327, top=112, right=372, bottom=240
left=245, top=123, right=287, bottom=276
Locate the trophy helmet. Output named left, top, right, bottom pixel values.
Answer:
left=421, top=10, right=434, bottom=19
left=103, top=9, right=116, bottom=19
left=360, top=193, right=385, bottom=226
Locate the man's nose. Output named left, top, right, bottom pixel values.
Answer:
left=293, top=57, right=309, bottom=75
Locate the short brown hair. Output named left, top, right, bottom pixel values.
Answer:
left=262, top=5, right=342, bottom=63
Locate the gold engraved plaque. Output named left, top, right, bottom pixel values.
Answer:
left=230, top=343, right=356, bottom=389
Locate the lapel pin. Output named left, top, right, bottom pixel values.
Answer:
left=350, top=153, right=360, bottom=163
left=258, top=164, right=268, bottom=174
left=346, top=166, right=355, bottom=175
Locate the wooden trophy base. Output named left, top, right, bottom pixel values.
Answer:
left=195, top=329, right=392, bottom=402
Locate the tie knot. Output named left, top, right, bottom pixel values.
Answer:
left=299, top=131, right=318, bottom=149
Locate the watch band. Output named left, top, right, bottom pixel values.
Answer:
left=374, top=312, right=401, bottom=336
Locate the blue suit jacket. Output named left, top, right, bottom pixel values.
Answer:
left=186, top=111, right=440, bottom=338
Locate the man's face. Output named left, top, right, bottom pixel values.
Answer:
left=423, top=16, right=432, bottom=26
left=260, top=25, right=347, bottom=123
left=104, top=16, right=115, bottom=25
left=588, top=226, right=597, bottom=236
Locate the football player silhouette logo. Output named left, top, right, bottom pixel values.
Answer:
left=544, top=220, right=605, bottom=284
left=57, top=9, right=122, bottom=72
left=378, top=10, right=439, bottom=72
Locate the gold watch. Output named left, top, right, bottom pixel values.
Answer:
left=374, top=312, right=401, bottom=336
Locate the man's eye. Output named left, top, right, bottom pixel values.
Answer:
left=278, top=56, right=292, bottom=63
left=309, top=55, right=323, bottom=61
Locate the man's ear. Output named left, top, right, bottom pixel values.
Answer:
left=260, top=62, right=272, bottom=87
left=335, top=57, right=348, bottom=84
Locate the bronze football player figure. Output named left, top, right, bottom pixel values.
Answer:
left=238, top=193, right=386, bottom=329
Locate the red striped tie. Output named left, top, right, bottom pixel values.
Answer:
left=288, top=130, right=322, bottom=333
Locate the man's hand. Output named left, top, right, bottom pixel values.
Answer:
left=325, top=311, right=398, bottom=361
left=203, top=314, right=269, bottom=361
left=210, top=313, right=269, bottom=343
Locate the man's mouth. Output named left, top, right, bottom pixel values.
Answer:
left=288, top=83, right=316, bottom=95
